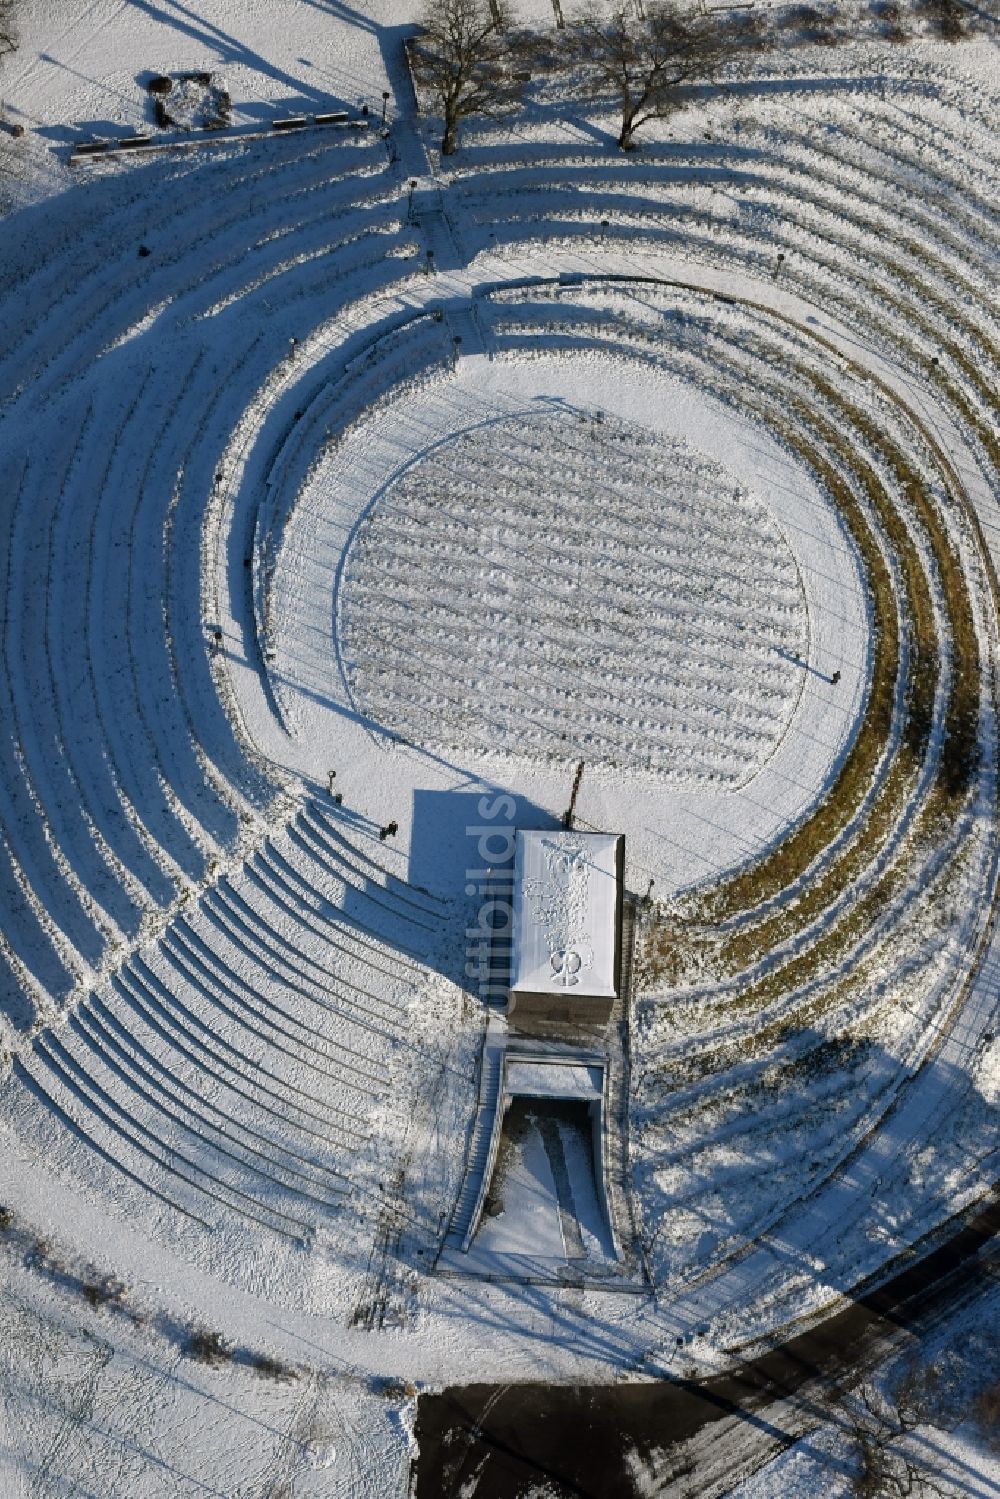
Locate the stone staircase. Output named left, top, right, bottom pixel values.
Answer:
left=604, top=895, right=651, bottom=1280
left=440, top=1010, right=506, bottom=1254
left=443, top=301, right=490, bottom=360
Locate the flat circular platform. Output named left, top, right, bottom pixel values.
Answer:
left=267, top=347, right=869, bottom=895
left=339, top=405, right=808, bottom=786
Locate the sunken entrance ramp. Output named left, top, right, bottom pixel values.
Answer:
left=437, top=831, right=645, bottom=1289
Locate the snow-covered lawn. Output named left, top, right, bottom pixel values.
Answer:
left=340, top=405, right=810, bottom=784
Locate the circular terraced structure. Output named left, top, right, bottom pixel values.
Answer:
left=0, top=44, right=998, bottom=1362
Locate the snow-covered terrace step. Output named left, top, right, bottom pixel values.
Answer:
left=237, top=850, right=425, bottom=974
left=0, top=136, right=391, bottom=404
left=52, top=376, right=181, bottom=908
left=449, top=105, right=999, bottom=312
left=51, top=330, right=272, bottom=876
left=176, top=897, right=414, bottom=1067
left=2, top=407, right=133, bottom=969
left=157, top=837, right=439, bottom=1095
left=70, top=386, right=226, bottom=881
left=38, top=402, right=153, bottom=938
left=0, top=840, right=72, bottom=1025
left=460, top=164, right=999, bottom=393
left=452, top=146, right=997, bottom=289
left=14, top=194, right=408, bottom=410
left=0, top=517, right=90, bottom=1005
left=121, top=361, right=247, bottom=849
left=246, top=839, right=439, bottom=964
left=203, top=869, right=418, bottom=1001
left=450, top=85, right=999, bottom=226
left=16, top=1038, right=317, bottom=1242
left=186, top=204, right=409, bottom=328
left=0, top=828, right=428, bottom=1231
left=252, top=313, right=454, bottom=667
left=152, top=922, right=394, bottom=1105
left=51, top=351, right=220, bottom=887
left=111, top=959, right=372, bottom=1144
left=286, top=809, right=445, bottom=926
left=300, top=800, right=447, bottom=913
left=66, top=1002, right=348, bottom=1205
left=485, top=284, right=957, bottom=498
left=476, top=193, right=997, bottom=350
left=163, top=345, right=280, bottom=817
left=0, top=133, right=382, bottom=302
left=8, top=1052, right=214, bottom=1231
left=245, top=305, right=450, bottom=587
left=103, top=967, right=365, bottom=1142
left=767, top=128, right=995, bottom=272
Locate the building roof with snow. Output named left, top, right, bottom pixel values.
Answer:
left=509, top=830, right=622, bottom=1006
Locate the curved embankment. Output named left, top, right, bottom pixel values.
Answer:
left=0, top=49, right=996, bottom=1325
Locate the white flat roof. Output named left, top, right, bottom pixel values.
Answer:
left=505, top=1059, right=604, bottom=1101
left=510, top=830, right=620, bottom=1001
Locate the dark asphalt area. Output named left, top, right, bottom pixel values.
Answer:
left=412, top=1184, right=1000, bottom=1498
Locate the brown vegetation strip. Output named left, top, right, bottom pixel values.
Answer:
left=642, top=295, right=982, bottom=990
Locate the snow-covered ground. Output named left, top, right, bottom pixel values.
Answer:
left=0, top=0, right=999, bottom=1492
left=264, top=347, right=867, bottom=892
left=339, top=404, right=811, bottom=785
left=0, top=1242, right=416, bottom=1498
left=730, top=1258, right=1000, bottom=1498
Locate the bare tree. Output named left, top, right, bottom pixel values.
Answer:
left=571, top=1, right=735, bottom=151
left=409, top=0, right=527, bottom=156
left=920, top=0, right=967, bottom=39
left=831, top=1375, right=950, bottom=1499
left=0, top=0, right=16, bottom=62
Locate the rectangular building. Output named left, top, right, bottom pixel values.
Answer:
left=508, top=829, right=623, bottom=1028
